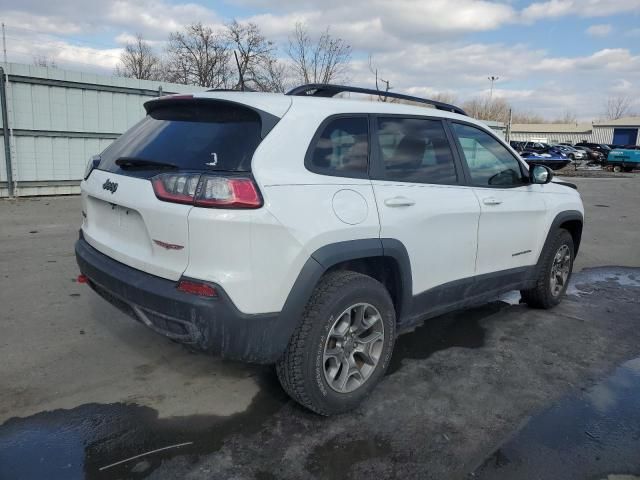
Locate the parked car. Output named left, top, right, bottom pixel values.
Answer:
left=520, top=141, right=552, bottom=153
left=573, top=145, right=604, bottom=162
left=554, top=145, right=586, bottom=161
left=520, top=147, right=572, bottom=170
left=75, top=84, right=584, bottom=415
left=509, top=141, right=526, bottom=152
left=606, top=147, right=640, bottom=172
left=575, top=142, right=611, bottom=158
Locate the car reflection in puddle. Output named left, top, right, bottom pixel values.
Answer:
left=472, top=357, right=640, bottom=479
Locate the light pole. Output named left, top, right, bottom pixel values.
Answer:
left=488, top=75, right=499, bottom=101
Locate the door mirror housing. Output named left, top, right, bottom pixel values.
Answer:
left=530, top=164, right=553, bottom=184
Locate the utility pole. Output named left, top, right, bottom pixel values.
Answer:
left=2, top=23, right=6, bottom=64
left=488, top=75, right=499, bottom=102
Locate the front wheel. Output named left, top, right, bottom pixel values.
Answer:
left=612, top=165, right=622, bottom=173
left=521, top=229, right=574, bottom=309
left=276, top=271, right=396, bottom=415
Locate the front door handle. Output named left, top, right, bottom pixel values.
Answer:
left=482, top=197, right=503, bottom=206
left=384, top=196, right=416, bottom=207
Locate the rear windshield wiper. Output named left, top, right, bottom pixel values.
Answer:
left=115, top=157, right=179, bottom=170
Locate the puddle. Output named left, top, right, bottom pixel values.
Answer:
left=387, top=302, right=498, bottom=374
left=567, top=266, right=640, bottom=296
left=0, top=369, right=288, bottom=480
left=471, top=357, right=640, bottom=479
left=306, top=436, right=391, bottom=479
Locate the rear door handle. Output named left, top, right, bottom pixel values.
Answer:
left=384, top=196, right=415, bottom=207
left=482, top=197, right=503, bottom=206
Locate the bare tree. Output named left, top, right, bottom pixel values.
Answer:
left=368, top=54, right=392, bottom=101
left=462, top=96, right=511, bottom=123
left=431, top=92, right=458, bottom=105
left=511, top=110, right=545, bottom=124
left=551, top=110, right=577, bottom=124
left=33, top=55, right=57, bottom=68
left=225, top=20, right=286, bottom=92
left=604, top=95, right=633, bottom=120
left=114, top=34, right=162, bottom=80
left=288, top=23, right=351, bottom=85
left=165, top=23, right=231, bottom=88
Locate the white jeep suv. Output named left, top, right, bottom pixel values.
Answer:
left=75, top=84, right=584, bottom=415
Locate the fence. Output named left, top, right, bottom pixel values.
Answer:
left=0, top=62, right=206, bottom=197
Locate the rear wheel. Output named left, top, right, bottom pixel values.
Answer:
left=521, top=229, right=574, bottom=309
left=612, top=165, right=623, bottom=173
left=276, top=271, right=396, bottom=415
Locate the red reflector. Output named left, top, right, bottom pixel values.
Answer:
left=77, top=274, right=88, bottom=284
left=177, top=280, right=217, bottom=297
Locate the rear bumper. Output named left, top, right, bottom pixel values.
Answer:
left=75, top=235, right=286, bottom=363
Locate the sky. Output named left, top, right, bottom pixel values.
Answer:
left=0, top=0, right=639, bottom=120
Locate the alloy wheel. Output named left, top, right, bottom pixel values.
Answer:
left=323, top=303, right=385, bottom=393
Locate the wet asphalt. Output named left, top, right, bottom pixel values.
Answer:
left=1, top=177, right=639, bottom=480
left=1, top=267, right=639, bottom=480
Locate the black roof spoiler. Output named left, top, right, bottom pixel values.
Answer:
left=286, top=84, right=467, bottom=116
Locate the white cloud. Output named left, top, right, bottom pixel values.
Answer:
left=586, top=23, right=612, bottom=37
left=521, top=0, right=573, bottom=21
left=521, top=0, right=640, bottom=20
left=7, top=32, right=121, bottom=71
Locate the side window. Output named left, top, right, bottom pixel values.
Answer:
left=452, top=123, right=527, bottom=187
left=308, top=117, right=368, bottom=176
left=375, top=117, right=458, bottom=184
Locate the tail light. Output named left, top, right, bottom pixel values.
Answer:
left=177, top=279, right=217, bottom=297
left=151, top=173, right=262, bottom=209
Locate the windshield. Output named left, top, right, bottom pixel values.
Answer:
left=98, top=101, right=263, bottom=178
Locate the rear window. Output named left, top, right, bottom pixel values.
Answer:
left=98, top=101, right=263, bottom=176
left=306, top=116, right=369, bottom=178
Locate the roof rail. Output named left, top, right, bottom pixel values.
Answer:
left=286, top=84, right=467, bottom=116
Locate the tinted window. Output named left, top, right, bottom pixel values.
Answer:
left=308, top=117, right=369, bottom=176
left=99, top=101, right=263, bottom=177
left=453, top=123, right=526, bottom=187
left=375, top=117, right=457, bottom=184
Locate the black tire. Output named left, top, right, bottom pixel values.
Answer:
left=521, top=229, right=574, bottom=309
left=276, top=270, right=396, bottom=415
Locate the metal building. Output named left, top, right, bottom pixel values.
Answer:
left=1, top=62, right=206, bottom=197
left=509, top=118, right=640, bottom=146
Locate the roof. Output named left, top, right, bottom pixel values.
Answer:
left=593, top=117, right=640, bottom=127
left=511, top=123, right=593, bottom=133
left=194, top=90, right=480, bottom=126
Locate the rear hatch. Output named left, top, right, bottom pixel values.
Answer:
left=81, top=96, right=274, bottom=281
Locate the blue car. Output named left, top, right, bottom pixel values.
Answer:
left=606, top=147, right=640, bottom=172
left=520, top=146, right=571, bottom=170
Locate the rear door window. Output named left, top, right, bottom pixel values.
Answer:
left=374, top=117, right=458, bottom=184
left=306, top=117, right=369, bottom=177
left=98, top=101, right=263, bottom=178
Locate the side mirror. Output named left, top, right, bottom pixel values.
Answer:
left=530, top=164, right=553, bottom=184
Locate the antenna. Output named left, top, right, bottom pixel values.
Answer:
left=2, top=23, right=6, bottom=64
left=234, top=51, right=244, bottom=92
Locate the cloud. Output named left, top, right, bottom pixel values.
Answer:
left=521, top=0, right=574, bottom=21
left=7, top=32, right=122, bottom=71
left=0, top=0, right=639, bottom=121
left=244, top=0, right=517, bottom=47
left=586, top=24, right=612, bottom=37
left=521, top=0, right=640, bottom=20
